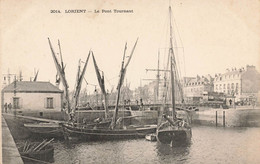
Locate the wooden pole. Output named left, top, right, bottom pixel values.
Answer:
left=216, top=111, right=218, bottom=127
left=223, top=111, right=225, bottom=127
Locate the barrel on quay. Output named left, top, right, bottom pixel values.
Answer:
left=2, top=115, right=23, bottom=164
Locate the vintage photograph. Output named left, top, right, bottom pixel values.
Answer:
left=1, top=0, right=260, bottom=163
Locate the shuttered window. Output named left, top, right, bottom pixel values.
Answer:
left=46, top=97, right=54, bottom=109
left=13, top=97, right=20, bottom=109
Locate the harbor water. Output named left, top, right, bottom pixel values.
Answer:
left=18, top=126, right=260, bottom=164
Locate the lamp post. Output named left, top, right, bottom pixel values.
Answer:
left=232, top=91, right=236, bottom=109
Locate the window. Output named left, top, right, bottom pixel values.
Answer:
left=13, top=97, right=20, bottom=109
left=223, top=84, right=226, bottom=89
left=236, top=83, right=239, bottom=94
left=231, top=83, right=234, bottom=89
left=46, top=97, right=54, bottom=109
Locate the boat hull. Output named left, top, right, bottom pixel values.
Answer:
left=24, top=123, right=64, bottom=138
left=19, top=144, right=54, bottom=163
left=62, top=124, right=157, bottom=141
left=157, top=128, right=192, bottom=146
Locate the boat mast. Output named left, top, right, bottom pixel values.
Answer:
left=58, top=40, right=65, bottom=72
left=92, top=53, right=109, bottom=119
left=170, top=56, right=176, bottom=119
left=73, top=52, right=91, bottom=113
left=169, top=6, right=177, bottom=119
left=157, top=51, right=160, bottom=104
left=110, top=38, right=138, bottom=129
left=48, top=38, right=71, bottom=113
left=110, top=43, right=127, bottom=129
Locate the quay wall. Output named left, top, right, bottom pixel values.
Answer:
left=130, top=107, right=260, bottom=127
left=185, top=108, right=260, bottom=127
left=3, top=114, right=32, bottom=140
left=130, top=110, right=158, bottom=125
left=2, top=116, right=24, bottom=164
left=12, top=109, right=131, bottom=121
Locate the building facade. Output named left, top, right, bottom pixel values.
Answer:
left=183, top=75, right=214, bottom=103
left=214, top=65, right=260, bottom=104
left=1, top=81, right=63, bottom=111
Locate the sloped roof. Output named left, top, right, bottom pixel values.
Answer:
left=185, top=75, right=213, bottom=85
left=222, top=70, right=241, bottom=76
left=2, top=81, right=63, bottom=93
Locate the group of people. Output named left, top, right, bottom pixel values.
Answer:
left=4, top=103, right=12, bottom=113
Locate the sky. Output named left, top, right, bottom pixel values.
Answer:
left=1, top=0, right=259, bottom=93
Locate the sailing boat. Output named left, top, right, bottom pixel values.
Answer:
left=23, top=39, right=91, bottom=138
left=63, top=51, right=113, bottom=129
left=62, top=39, right=157, bottom=141
left=156, top=5, right=192, bottom=146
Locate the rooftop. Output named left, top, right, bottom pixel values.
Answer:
left=2, top=81, right=63, bottom=93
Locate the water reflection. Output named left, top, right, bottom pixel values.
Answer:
left=156, top=142, right=191, bottom=163
left=18, top=126, right=260, bottom=164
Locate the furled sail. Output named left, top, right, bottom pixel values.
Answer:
left=92, top=53, right=109, bottom=119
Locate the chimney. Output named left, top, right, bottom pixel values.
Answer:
left=56, top=82, right=60, bottom=89
left=246, top=65, right=255, bottom=71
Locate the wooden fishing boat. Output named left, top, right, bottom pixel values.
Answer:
left=19, top=145, right=54, bottom=163
left=62, top=123, right=157, bottom=141
left=156, top=4, right=192, bottom=147
left=18, top=139, right=54, bottom=163
left=157, top=114, right=191, bottom=146
left=61, top=39, right=159, bottom=141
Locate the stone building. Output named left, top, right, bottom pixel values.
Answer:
left=214, top=65, right=260, bottom=104
left=183, top=75, right=214, bottom=103
left=1, top=81, right=63, bottom=111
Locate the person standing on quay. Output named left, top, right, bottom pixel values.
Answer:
left=4, top=103, right=8, bottom=113
left=8, top=103, right=12, bottom=112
